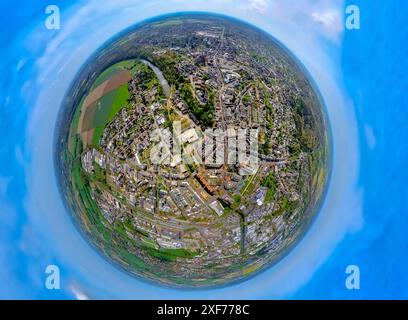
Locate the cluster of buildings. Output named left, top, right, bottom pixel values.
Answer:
left=76, top=20, right=315, bottom=278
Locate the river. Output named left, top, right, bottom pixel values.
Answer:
left=140, top=59, right=171, bottom=97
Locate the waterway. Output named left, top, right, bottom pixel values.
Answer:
left=140, top=59, right=171, bottom=97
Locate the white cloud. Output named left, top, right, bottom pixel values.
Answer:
left=364, top=124, right=377, bottom=149
left=248, top=0, right=268, bottom=12
left=312, top=9, right=337, bottom=26
left=311, top=8, right=343, bottom=40
left=69, top=284, right=90, bottom=300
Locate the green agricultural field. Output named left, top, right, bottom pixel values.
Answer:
left=76, top=60, right=136, bottom=146
left=152, top=19, right=183, bottom=28
left=91, top=83, right=130, bottom=145
left=109, top=84, right=130, bottom=119
left=68, top=99, right=84, bottom=154
left=91, top=59, right=135, bottom=89
left=92, top=90, right=117, bottom=126
left=86, top=62, right=134, bottom=145
left=91, top=66, right=123, bottom=89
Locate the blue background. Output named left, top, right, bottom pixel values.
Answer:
left=0, top=0, right=407, bottom=299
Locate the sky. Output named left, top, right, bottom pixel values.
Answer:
left=1, top=0, right=397, bottom=299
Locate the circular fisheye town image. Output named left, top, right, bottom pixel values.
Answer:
left=55, top=13, right=330, bottom=288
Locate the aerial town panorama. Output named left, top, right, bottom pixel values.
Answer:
left=56, top=13, right=330, bottom=287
